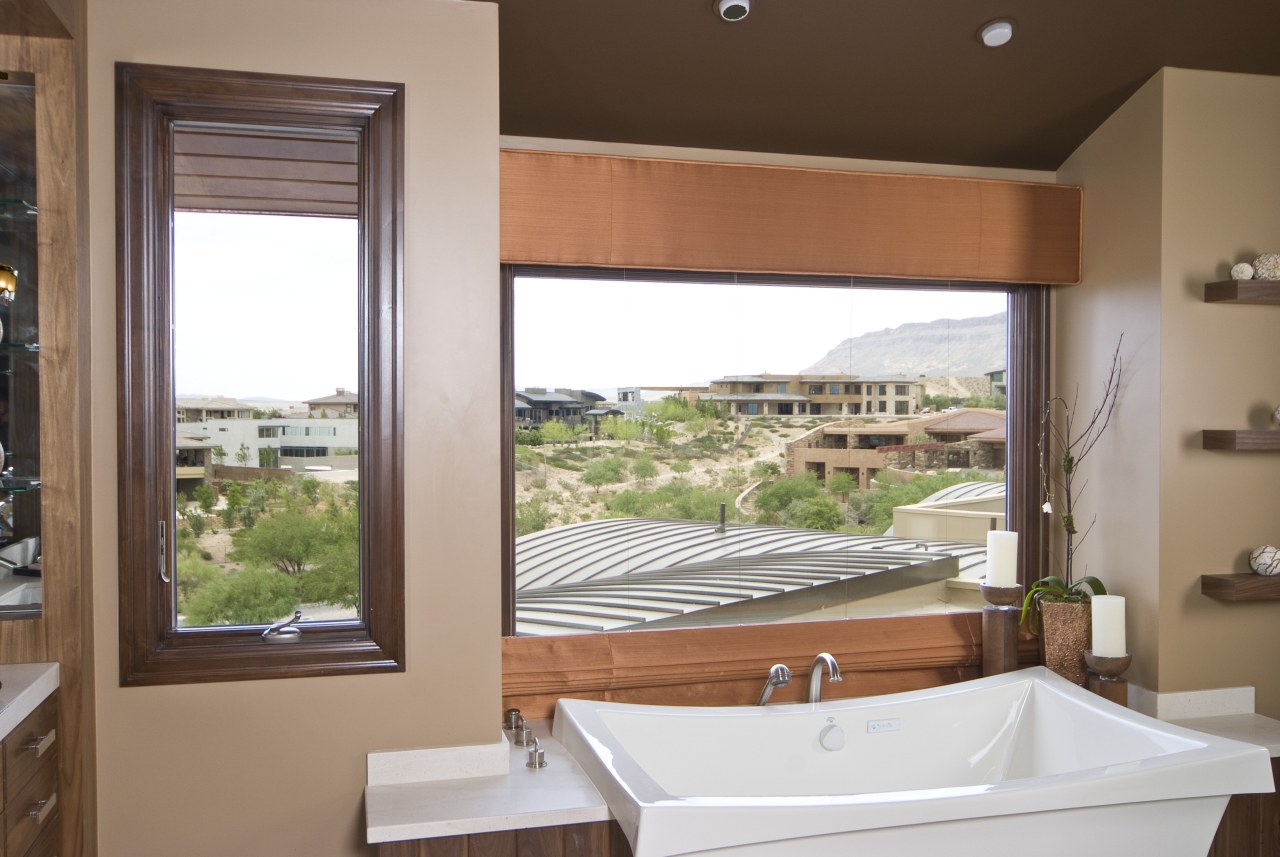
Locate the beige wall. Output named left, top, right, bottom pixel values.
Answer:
left=1057, top=68, right=1280, bottom=714
left=86, top=2, right=500, bottom=856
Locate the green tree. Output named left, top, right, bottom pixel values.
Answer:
left=297, top=506, right=359, bottom=608
left=754, top=471, right=823, bottom=519
left=299, top=476, right=321, bottom=504
left=515, top=499, right=556, bottom=536
left=183, top=567, right=299, bottom=626
left=540, top=419, right=574, bottom=445
left=785, top=495, right=843, bottom=530
left=826, top=471, right=855, bottom=500
left=211, top=445, right=226, bottom=466
left=670, top=459, right=692, bottom=476
left=582, top=456, right=628, bottom=493
left=235, top=442, right=252, bottom=467
left=183, top=508, right=207, bottom=538
left=923, top=394, right=952, bottom=411
left=193, top=483, right=216, bottom=515
left=232, top=509, right=329, bottom=574
left=223, top=481, right=245, bottom=510
left=602, top=416, right=643, bottom=444
left=631, top=455, right=658, bottom=486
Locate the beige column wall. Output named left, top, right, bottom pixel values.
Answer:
left=1156, top=68, right=1280, bottom=711
left=1058, top=67, right=1280, bottom=715
left=86, top=2, right=500, bottom=855
left=1054, top=73, right=1165, bottom=693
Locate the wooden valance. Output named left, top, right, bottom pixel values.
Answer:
left=500, top=150, right=1081, bottom=284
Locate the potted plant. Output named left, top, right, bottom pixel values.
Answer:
left=1020, top=337, right=1122, bottom=684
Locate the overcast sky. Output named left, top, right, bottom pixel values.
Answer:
left=515, top=277, right=1007, bottom=393
left=174, top=212, right=359, bottom=401
left=172, top=221, right=1007, bottom=401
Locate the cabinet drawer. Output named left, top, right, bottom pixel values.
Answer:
left=24, top=820, right=59, bottom=857
left=3, top=693, right=57, bottom=805
left=5, top=751, right=56, bottom=857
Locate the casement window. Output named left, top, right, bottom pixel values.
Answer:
left=117, top=63, right=404, bottom=684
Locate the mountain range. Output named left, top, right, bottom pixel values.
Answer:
left=801, top=311, right=1006, bottom=378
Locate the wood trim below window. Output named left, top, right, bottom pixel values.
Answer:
left=503, top=614, right=1040, bottom=720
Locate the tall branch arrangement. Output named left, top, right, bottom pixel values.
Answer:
left=1040, top=336, right=1123, bottom=585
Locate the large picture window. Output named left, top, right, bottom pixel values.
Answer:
left=502, top=267, right=1048, bottom=638
left=116, top=63, right=404, bottom=685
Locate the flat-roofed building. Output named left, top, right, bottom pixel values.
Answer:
left=702, top=373, right=923, bottom=417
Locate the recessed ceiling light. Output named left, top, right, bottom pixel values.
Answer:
left=716, top=0, right=750, bottom=22
left=979, top=19, right=1014, bottom=48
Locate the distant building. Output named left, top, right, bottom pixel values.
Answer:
left=305, top=387, right=358, bottom=418
left=787, top=408, right=1006, bottom=489
left=175, top=395, right=254, bottom=422
left=702, top=373, right=924, bottom=417
left=985, top=369, right=1007, bottom=398
left=515, top=388, right=605, bottom=428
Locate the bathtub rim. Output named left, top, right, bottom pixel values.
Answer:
left=553, top=666, right=1275, bottom=857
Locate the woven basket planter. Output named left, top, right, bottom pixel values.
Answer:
left=1040, top=600, right=1091, bottom=686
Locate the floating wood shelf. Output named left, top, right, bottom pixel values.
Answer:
left=1201, top=430, right=1280, bottom=451
left=1202, top=574, right=1280, bottom=601
left=1205, top=280, right=1280, bottom=304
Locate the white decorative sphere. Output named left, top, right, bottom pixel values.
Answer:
left=1254, top=254, right=1280, bottom=280
left=1250, top=544, right=1280, bottom=575
left=1231, top=262, right=1255, bottom=281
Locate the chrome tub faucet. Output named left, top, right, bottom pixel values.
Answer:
left=808, top=652, right=843, bottom=703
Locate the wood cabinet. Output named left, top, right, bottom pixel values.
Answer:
left=378, top=821, right=632, bottom=857
left=2, top=691, right=59, bottom=857
left=1207, top=757, right=1280, bottom=856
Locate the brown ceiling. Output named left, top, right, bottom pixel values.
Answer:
left=486, top=0, right=1280, bottom=170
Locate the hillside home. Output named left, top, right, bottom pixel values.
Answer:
left=704, top=373, right=924, bottom=416
left=789, top=408, right=1007, bottom=487
left=4, top=1, right=1280, bottom=856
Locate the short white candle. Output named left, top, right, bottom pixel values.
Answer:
left=985, top=530, right=1018, bottom=588
left=1091, top=595, right=1126, bottom=657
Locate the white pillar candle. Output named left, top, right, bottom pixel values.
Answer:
left=985, top=530, right=1018, bottom=588
left=1091, top=595, right=1127, bottom=657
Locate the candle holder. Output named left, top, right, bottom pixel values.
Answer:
left=1084, top=650, right=1132, bottom=707
left=980, top=583, right=1023, bottom=676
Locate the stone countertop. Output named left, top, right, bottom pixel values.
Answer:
left=365, top=719, right=610, bottom=844
left=1170, top=713, right=1280, bottom=758
left=0, top=662, right=58, bottom=738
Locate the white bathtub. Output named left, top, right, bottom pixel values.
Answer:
left=553, top=667, right=1274, bottom=857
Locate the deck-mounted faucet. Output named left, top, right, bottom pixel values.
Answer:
left=807, top=652, right=842, bottom=703
left=756, top=663, right=792, bottom=705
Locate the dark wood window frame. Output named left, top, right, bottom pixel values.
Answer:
left=501, top=265, right=1050, bottom=644
left=116, top=63, right=405, bottom=685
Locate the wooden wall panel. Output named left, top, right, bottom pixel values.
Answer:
left=500, top=150, right=1082, bottom=285
left=0, top=27, right=92, bottom=857
left=503, top=613, right=1040, bottom=720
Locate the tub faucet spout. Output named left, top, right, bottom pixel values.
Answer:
left=757, top=663, right=792, bottom=705
left=808, top=652, right=842, bottom=703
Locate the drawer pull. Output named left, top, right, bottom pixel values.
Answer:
left=27, top=791, right=56, bottom=825
left=24, top=727, right=55, bottom=757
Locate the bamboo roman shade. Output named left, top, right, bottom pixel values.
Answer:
left=500, top=150, right=1082, bottom=284
left=172, top=125, right=359, bottom=216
